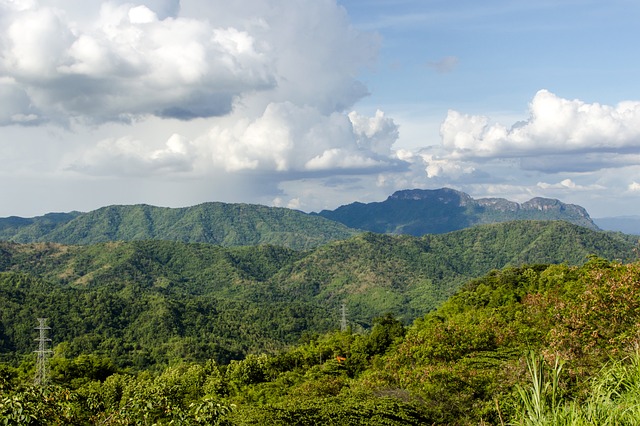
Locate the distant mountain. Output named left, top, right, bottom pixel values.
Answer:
left=0, top=203, right=358, bottom=250
left=315, top=188, right=598, bottom=235
left=594, top=216, right=640, bottom=235
left=0, top=212, right=82, bottom=239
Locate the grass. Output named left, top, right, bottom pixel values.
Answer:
left=513, top=351, right=640, bottom=425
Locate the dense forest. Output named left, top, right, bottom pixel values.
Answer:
left=3, top=258, right=640, bottom=424
left=0, top=221, right=636, bottom=368
left=1, top=219, right=639, bottom=424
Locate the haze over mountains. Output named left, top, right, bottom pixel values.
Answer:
left=0, top=188, right=611, bottom=248
left=593, top=215, right=640, bottom=235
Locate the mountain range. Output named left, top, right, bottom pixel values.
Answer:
left=0, top=188, right=602, bottom=248
left=316, top=187, right=598, bottom=235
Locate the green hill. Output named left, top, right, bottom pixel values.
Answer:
left=0, top=221, right=634, bottom=371
left=0, top=203, right=359, bottom=250
left=218, top=258, right=640, bottom=424
left=3, top=254, right=640, bottom=424
left=0, top=212, right=81, bottom=240
left=316, top=187, right=599, bottom=235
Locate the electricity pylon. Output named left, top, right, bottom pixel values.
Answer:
left=34, top=318, right=52, bottom=386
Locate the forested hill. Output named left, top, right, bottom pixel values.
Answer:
left=3, top=256, right=640, bottom=424
left=0, top=220, right=635, bottom=369
left=316, top=187, right=598, bottom=235
left=0, top=202, right=358, bottom=250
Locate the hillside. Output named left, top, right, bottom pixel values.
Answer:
left=0, top=221, right=635, bottom=370
left=0, top=212, right=81, bottom=239
left=0, top=203, right=358, bottom=250
left=210, top=259, right=640, bottom=424
left=3, top=256, right=640, bottom=424
left=316, top=187, right=598, bottom=235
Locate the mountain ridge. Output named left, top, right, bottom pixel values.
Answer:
left=0, top=188, right=600, bottom=247
left=317, top=187, right=597, bottom=235
left=0, top=202, right=358, bottom=250
left=594, top=215, right=640, bottom=235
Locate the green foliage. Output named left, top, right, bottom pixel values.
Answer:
left=546, top=261, right=640, bottom=368
left=3, top=259, right=640, bottom=424
left=0, top=385, right=87, bottom=425
left=353, top=259, right=640, bottom=424
left=511, top=351, right=640, bottom=425
left=50, top=354, right=118, bottom=388
left=364, top=313, right=406, bottom=357
left=74, top=364, right=235, bottom=425
left=0, top=221, right=636, bottom=372
left=229, top=394, right=429, bottom=425
left=227, top=354, right=270, bottom=387
left=514, top=352, right=564, bottom=425
left=0, top=203, right=359, bottom=250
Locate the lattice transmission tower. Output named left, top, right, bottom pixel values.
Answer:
left=34, top=318, right=53, bottom=386
left=340, top=302, right=348, bottom=332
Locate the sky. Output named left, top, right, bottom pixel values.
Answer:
left=1, top=0, right=639, bottom=218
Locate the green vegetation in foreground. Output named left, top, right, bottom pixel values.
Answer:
left=3, top=259, right=640, bottom=424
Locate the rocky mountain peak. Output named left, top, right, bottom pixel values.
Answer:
left=389, top=188, right=474, bottom=206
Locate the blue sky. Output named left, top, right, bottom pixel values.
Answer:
left=345, top=0, right=640, bottom=154
left=346, top=0, right=640, bottom=111
left=0, top=0, right=639, bottom=218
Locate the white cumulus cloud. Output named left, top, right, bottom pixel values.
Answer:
left=536, top=178, right=604, bottom=191
left=0, top=1, right=275, bottom=123
left=0, top=0, right=400, bottom=183
left=202, top=102, right=400, bottom=174
left=440, top=90, right=640, bottom=170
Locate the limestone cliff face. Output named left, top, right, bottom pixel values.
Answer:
left=521, top=197, right=590, bottom=218
left=389, top=188, right=474, bottom=206
left=477, top=196, right=591, bottom=217
left=476, top=198, right=520, bottom=212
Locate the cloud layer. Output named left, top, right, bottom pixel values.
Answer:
left=0, top=0, right=376, bottom=125
left=1, top=1, right=640, bottom=218
left=385, top=90, right=640, bottom=216
left=0, top=0, right=402, bottom=182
